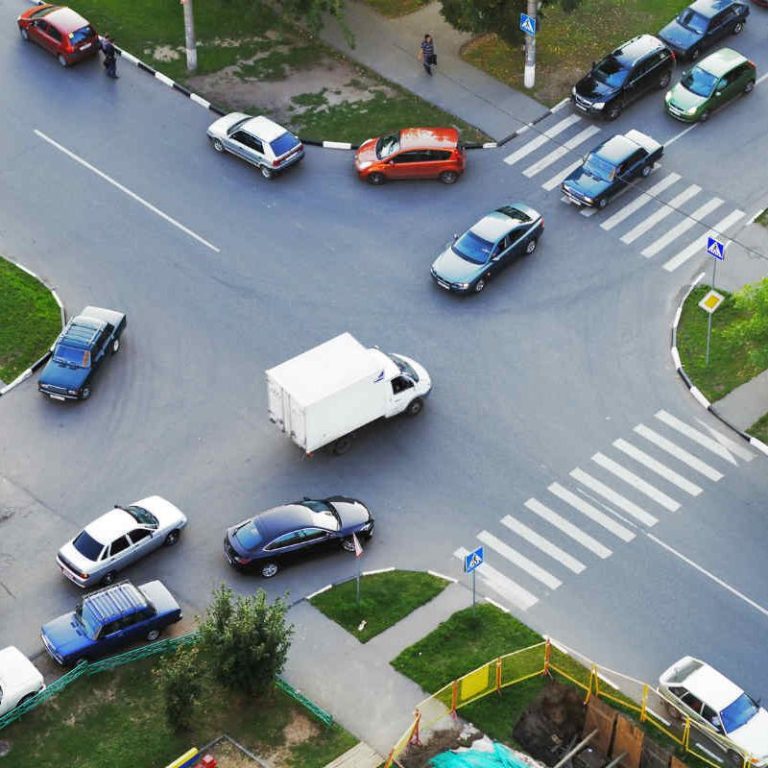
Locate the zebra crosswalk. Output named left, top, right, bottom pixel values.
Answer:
left=452, top=409, right=755, bottom=612
left=500, top=115, right=746, bottom=272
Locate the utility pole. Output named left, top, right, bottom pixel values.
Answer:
left=523, top=0, right=537, bottom=89
left=181, top=0, right=197, bottom=73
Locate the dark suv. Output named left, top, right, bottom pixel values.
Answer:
left=572, top=34, right=676, bottom=120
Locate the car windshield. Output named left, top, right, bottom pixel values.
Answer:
left=375, top=133, right=400, bottom=159
left=124, top=505, right=159, bottom=528
left=69, top=25, right=94, bottom=44
left=269, top=132, right=300, bottom=157
left=453, top=230, right=494, bottom=265
left=389, top=353, right=419, bottom=382
left=53, top=344, right=90, bottom=368
left=677, top=9, right=708, bottom=34
left=75, top=603, right=100, bottom=640
left=720, top=693, right=760, bottom=733
left=583, top=153, right=616, bottom=182
left=234, top=519, right=264, bottom=550
left=593, top=55, right=630, bottom=87
left=72, top=530, right=104, bottom=561
left=681, top=66, right=718, bottom=97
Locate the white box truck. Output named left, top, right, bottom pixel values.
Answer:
left=266, top=333, right=432, bottom=455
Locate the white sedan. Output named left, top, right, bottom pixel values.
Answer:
left=658, top=656, right=768, bottom=766
left=0, top=646, right=45, bottom=717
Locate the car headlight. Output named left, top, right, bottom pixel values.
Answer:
left=357, top=161, right=372, bottom=170
left=361, top=521, right=373, bottom=532
left=456, top=282, right=470, bottom=290
left=664, top=92, right=672, bottom=103
left=592, top=102, right=605, bottom=110
left=67, top=389, right=78, bottom=396
left=686, top=106, right=698, bottom=115
left=571, top=86, right=577, bottom=96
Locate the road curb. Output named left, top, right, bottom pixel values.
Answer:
left=0, top=258, right=66, bottom=397
left=670, top=272, right=768, bottom=457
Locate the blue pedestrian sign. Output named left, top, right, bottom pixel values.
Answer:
left=464, top=546, right=484, bottom=574
left=520, top=12, right=536, bottom=36
left=707, top=236, right=725, bottom=261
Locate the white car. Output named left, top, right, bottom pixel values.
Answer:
left=0, top=646, right=45, bottom=717
left=56, top=496, right=188, bottom=588
left=206, top=113, right=304, bottom=179
left=658, top=656, right=768, bottom=766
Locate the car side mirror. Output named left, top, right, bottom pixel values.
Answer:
left=452, top=233, right=459, bottom=242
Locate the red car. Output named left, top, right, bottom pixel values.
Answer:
left=354, top=127, right=466, bottom=185
left=17, top=4, right=99, bottom=67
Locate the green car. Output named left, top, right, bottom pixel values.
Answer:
left=665, top=47, right=756, bottom=122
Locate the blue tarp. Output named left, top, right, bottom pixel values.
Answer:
left=430, top=741, right=531, bottom=768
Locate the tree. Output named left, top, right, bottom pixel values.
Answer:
left=725, top=278, right=768, bottom=369
left=154, top=645, right=203, bottom=732
left=197, top=585, right=294, bottom=697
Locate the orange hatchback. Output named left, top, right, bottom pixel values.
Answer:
left=354, top=127, right=465, bottom=185
left=18, top=4, right=99, bottom=67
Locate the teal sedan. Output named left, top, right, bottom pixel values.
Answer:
left=665, top=48, right=756, bottom=122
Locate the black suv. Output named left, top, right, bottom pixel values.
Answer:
left=571, top=34, right=676, bottom=120
left=658, top=0, right=749, bottom=61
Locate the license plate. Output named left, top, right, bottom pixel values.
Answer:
left=49, top=394, right=65, bottom=401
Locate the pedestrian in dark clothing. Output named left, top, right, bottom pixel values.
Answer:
left=419, top=34, right=436, bottom=76
left=101, top=34, right=119, bottom=78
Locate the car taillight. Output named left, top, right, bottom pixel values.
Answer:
left=670, top=51, right=676, bottom=63
left=235, top=556, right=252, bottom=565
left=272, top=159, right=281, bottom=167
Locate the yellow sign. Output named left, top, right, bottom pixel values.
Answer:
left=698, top=290, right=723, bottom=315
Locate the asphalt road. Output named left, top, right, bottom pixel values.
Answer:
left=1, top=0, right=768, bottom=711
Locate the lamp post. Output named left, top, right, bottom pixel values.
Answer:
left=181, top=0, right=197, bottom=73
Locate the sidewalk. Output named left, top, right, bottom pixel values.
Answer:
left=283, top=579, right=471, bottom=757
left=316, top=1, right=548, bottom=141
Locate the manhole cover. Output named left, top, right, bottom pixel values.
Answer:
left=0, top=740, right=12, bottom=758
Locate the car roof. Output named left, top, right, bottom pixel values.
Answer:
left=82, top=581, right=148, bottom=624
left=698, top=47, right=749, bottom=77
left=59, top=315, right=103, bottom=350
left=613, top=34, right=666, bottom=65
left=46, top=5, right=91, bottom=32
left=84, top=508, right=136, bottom=544
left=683, top=661, right=744, bottom=711
left=255, top=504, right=315, bottom=540
left=242, top=116, right=289, bottom=142
left=688, top=0, right=738, bottom=19
left=400, top=127, right=460, bottom=150
left=593, top=134, right=636, bottom=164
left=471, top=211, right=518, bottom=242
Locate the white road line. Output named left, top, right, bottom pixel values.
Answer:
left=663, top=209, right=745, bottom=272
left=641, top=197, right=724, bottom=258
left=501, top=515, right=586, bottom=574
left=454, top=548, right=539, bottom=610
left=634, top=425, right=723, bottom=481
left=588, top=456, right=679, bottom=513
left=647, top=534, right=768, bottom=620
left=664, top=123, right=698, bottom=147
left=655, top=410, right=753, bottom=464
left=477, top=531, right=562, bottom=589
left=757, top=72, right=768, bottom=86
left=573, top=467, right=661, bottom=525
left=620, top=184, right=701, bottom=244
left=613, top=439, right=702, bottom=496
left=503, top=115, right=581, bottom=166
left=548, top=482, right=635, bottom=541
left=696, top=417, right=755, bottom=463
left=524, top=498, right=612, bottom=558
left=600, top=173, right=681, bottom=231
left=34, top=129, right=220, bottom=253
left=522, top=125, right=600, bottom=178
left=542, top=160, right=582, bottom=191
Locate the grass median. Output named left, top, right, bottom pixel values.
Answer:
left=0, top=256, right=61, bottom=385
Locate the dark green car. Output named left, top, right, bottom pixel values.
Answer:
left=665, top=47, right=756, bottom=122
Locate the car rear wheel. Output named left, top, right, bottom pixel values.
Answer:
left=212, top=138, right=224, bottom=152
left=20, top=27, right=29, bottom=41
left=261, top=562, right=279, bottom=578
left=367, top=172, right=385, bottom=185
left=658, top=71, right=671, bottom=89
left=111, top=338, right=120, bottom=354
left=605, top=103, right=622, bottom=121
left=260, top=165, right=274, bottom=180
left=57, top=54, right=68, bottom=67
left=332, top=436, right=353, bottom=455
left=641, top=163, right=652, bottom=178
left=341, top=537, right=357, bottom=552
left=439, top=171, right=459, bottom=184
left=744, top=80, right=755, bottom=94
left=101, top=571, right=116, bottom=586
left=732, top=21, right=744, bottom=35
left=405, top=397, right=424, bottom=417
left=164, top=529, right=180, bottom=547
left=146, top=629, right=160, bottom=642
left=525, top=238, right=538, bottom=255
left=699, top=110, right=710, bottom=123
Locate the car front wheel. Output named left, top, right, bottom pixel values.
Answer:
left=699, top=110, right=710, bottom=123
left=101, top=571, right=116, bottom=586
left=641, top=163, right=652, bottom=178
left=405, top=397, right=424, bottom=416
left=341, top=538, right=356, bottom=552
left=732, top=21, right=744, bottom=35
left=332, top=436, right=352, bottom=455
left=690, top=48, right=701, bottom=61
left=146, top=629, right=160, bottom=642
left=525, top=238, right=538, bottom=255
left=212, top=138, right=224, bottom=152
left=744, top=80, right=755, bottom=94
left=80, top=386, right=91, bottom=400
left=597, top=198, right=608, bottom=210
left=658, top=71, right=671, bottom=89
left=605, top=103, right=622, bottom=121
left=439, top=171, right=458, bottom=184
left=367, top=172, right=385, bottom=185
left=261, top=562, right=279, bottom=578
left=474, top=278, right=486, bottom=293
left=164, top=530, right=180, bottom=546
left=111, top=338, right=120, bottom=354
left=57, top=54, right=68, bottom=67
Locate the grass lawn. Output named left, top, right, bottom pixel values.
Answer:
left=1, top=657, right=355, bottom=768
left=755, top=209, right=768, bottom=228
left=310, top=570, right=449, bottom=643
left=676, top=284, right=766, bottom=402
left=749, top=412, right=768, bottom=443
left=0, top=257, right=61, bottom=385
left=462, top=0, right=689, bottom=106
left=361, top=0, right=431, bottom=17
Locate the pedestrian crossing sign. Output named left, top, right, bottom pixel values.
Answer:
left=519, top=13, right=536, bottom=36
left=464, top=546, right=484, bottom=573
left=706, top=236, right=725, bottom=261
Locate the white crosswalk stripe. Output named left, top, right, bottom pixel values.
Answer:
left=542, top=160, right=583, bottom=191
left=663, top=209, right=745, bottom=272
left=548, top=482, right=635, bottom=541
left=524, top=498, right=612, bottom=558
left=613, top=439, right=702, bottom=496
left=477, top=530, right=561, bottom=589
left=641, top=197, right=724, bottom=258
left=633, top=425, right=723, bottom=481
left=454, top=548, right=539, bottom=610
left=571, top=467, right=660, bottom=526
left=522, top=125, right=601, bottom=178
left=501, top=515, right=586, bottom=574
left=503, top=115, right=581, bottom=166
left=588, top=455, right=679, bottom=512
left=600, top=174, right=681, bottom=231
left=655, top=410, right=754, bottom=464
left=620, top=184, right=701, bottom=244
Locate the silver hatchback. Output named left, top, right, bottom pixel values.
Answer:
left=56, top=496, right=187, bottom=588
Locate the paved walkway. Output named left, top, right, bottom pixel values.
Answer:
left=316, top=1, right=547, bottom=141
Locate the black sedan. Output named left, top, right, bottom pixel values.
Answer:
left=561, top=130, right=663, bottom=210
left=224, top=497, right=374, bottom=578
left=658, top=0, right=749, bottom=60
left=430, top=203, right=543, bottom=294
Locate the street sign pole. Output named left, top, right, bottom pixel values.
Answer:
left=704, top=236, right=725, bottom=366
left=464, top=546, right=484, bottom=613
left=523, top=2, right=537, bottom=88
left=472, top=569, right=477, bottom=613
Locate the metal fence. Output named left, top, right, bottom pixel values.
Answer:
left=385, top=638, right=755, bottom=768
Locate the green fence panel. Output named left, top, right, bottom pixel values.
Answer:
left=275, top=677, right=334, bottom=728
